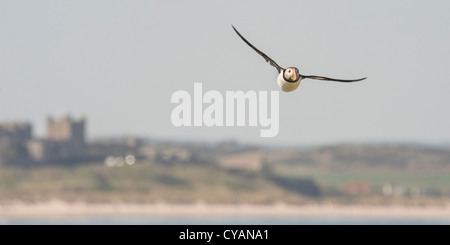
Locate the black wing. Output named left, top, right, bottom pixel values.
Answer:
left=232, top=25, right=283, bottom=73
left=302, top=75, right=367, bottom=83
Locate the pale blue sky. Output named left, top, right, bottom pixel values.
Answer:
left=1, top=1, right=449, bottom=145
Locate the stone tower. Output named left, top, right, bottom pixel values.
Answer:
left=46, top=116, right=85, bottom=145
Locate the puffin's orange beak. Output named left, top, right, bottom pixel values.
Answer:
left=292, top=71, right=297, bottom=80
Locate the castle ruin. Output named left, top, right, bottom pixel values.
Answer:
left=26, top=116, right=86, bottom=163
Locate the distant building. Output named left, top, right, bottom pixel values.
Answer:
left=26, top=116, right=87, bottom=163
left=88, top=136, right=143, bottom=161
left=343, top=181, right=372, bottom=195
left=217, top=151, right=262, bottom=171
left=140, top=145, right=193, bottom=163
left=0, top=115, right=153, bottom=165
left=26, top=139, right=60, bottom=162
left=0, top=122, right=32, bottom=143
left=47, top=116, right=85, bottom=145
left=382, top=184, right=406, bottom=196
left=0, top=122, right=32, bottom=164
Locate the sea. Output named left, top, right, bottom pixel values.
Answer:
left=1, top=216, right=450, bottom=225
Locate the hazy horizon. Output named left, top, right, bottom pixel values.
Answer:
left=1, top=1, right=449, bottom=146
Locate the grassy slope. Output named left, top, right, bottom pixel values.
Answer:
left=273, top=165, right=450, bottom=194
left=0, top=161, right=307, bottom=204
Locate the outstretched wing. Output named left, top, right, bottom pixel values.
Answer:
left=302, top=75, right=367, bottom=83
left=232, top=25, right=283, bottom=73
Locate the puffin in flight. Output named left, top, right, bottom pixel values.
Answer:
left=232, top=25, right=367, bottom=92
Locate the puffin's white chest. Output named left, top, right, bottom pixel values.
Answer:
left=277, top=73, right=301, bottom=92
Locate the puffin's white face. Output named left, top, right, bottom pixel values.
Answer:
left=283, top=67, right=299, bottom=82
